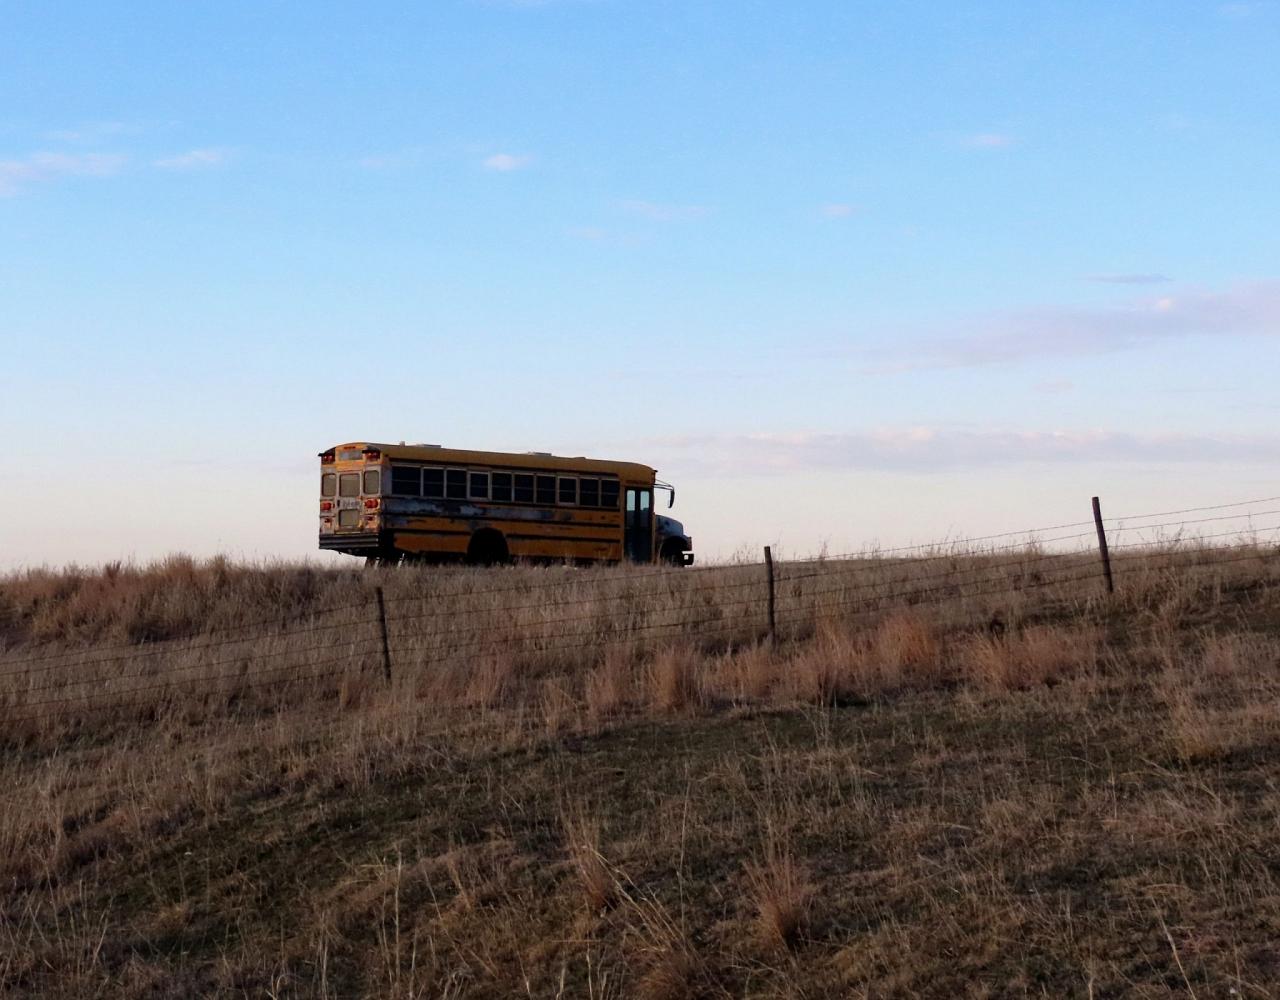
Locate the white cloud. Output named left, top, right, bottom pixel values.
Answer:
left=44, top=121, right=138, bottom=143
left=154, top=148, right=229, bottom=170
left=821, top=203, right=857, bottom=218
left=868, top=280, right=1280, bottom=371
left=482, top=152, right=533, bottom=171
left=619, top=199, right=709, bottom=222
left=964, top=132, right=1015, bottom=148
left=651, top=427, right=1280, bottom=476
left=1219, top=2, right=1270, bottom=17
left=0, top=151, right=126, bottom=196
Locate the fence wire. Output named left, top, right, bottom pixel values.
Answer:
left=2, top=495, right=1279, bottom=730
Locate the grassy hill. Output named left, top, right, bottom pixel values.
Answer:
left=2, top=546, right=1279, bottom=997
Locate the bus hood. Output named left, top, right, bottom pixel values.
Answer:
left=656, top=514, right=688, bottom=541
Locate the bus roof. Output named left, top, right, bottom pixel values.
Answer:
left=325, top=442, right=657, bottom=481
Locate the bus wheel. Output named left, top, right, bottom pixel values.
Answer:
left=467, top=529, right=509, bottom=566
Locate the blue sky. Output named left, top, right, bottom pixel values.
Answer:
left=3, top=1, right=1279, bottom=566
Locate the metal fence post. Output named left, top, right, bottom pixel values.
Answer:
left=375, top=586, right=393, bottom=681
left=764, top=546, right=776, bottom=646
left=1091, top=496, right=1115, bottom=595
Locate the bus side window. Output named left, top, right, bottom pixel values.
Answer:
left=339, top=473, right=360, bottom=497
left=492, top=472, right=513, bottom=502
left=579, top=478, right=599, bottom=507
left=322, top=473, right=337, bottom=498
left=558, top=477, right=577, bottom=505
left=446, top=469, right=467, bottom=499
left=423, top=468, right=444, bottom=498
left=536, top=475, right=556, bottom=505
left=514, top=474, right=535, bottom=503
left=600, top=480, right=620, bottom=510
left=469, top=472, right=490, bottom=500
left=391, top=466, right=421, bottom=496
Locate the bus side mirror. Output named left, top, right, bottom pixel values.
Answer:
left=668, top=488, right=675, bottom=508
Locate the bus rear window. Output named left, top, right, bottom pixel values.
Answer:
left=363, top=470, right=381, bottom=495
left=321, top=473, right=337, bottom=498
left=339, top=473, right=360, bottom=497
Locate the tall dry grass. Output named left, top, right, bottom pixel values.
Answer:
left=3, top=541, right=1275, bottom=743
left=0, top=542, right=1276, bottom=905
left=2, top=540, right=1280, bottom=997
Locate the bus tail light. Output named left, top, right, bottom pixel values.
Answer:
left=362, top=448, right=381, bottom=461
left=363, top=498, right=380, bottom=510
left=320, top=501, right=334, bottom=512
left=320, top=450, right=335, bottom=464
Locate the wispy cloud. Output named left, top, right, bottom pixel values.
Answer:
left=620, top=199, right=710, bottom=222
left=482, top=152, right=533, bottom=171
left=154, top=148, right=230, bottom=170
left=868, top=280, right=1280, bottom=372
left=0, top=151, right=126, bottom=196
left=821, top=203, right=857, bottom=218
left=652, top=427, right=1280, bottom=476
left=44, top=121, right=139, bottom=144
left=1219, top=2, right=1271, bottom=17
left=963, top=132, right=1015, bottom=149
left=1084, top=273, right=1171, bottom=285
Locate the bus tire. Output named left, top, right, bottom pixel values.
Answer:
left=467, top=529, right=509, bottom=566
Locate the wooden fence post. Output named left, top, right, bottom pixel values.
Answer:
left=1091, top=497, right=1115, bottom=595
left=375, top=586, right=393, bottom=682
left=764, top=546, right=777, bottom=647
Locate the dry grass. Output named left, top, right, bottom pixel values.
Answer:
left=2, top=543, right=1280, bottom=996
left=560, top=805, right=614, bottom=913
left=744, top=848, right=812, bottom=951
left=647, top=646, right=704, bottom=713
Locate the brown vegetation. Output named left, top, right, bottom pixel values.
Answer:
left=1, top=542, right=1279, bottom=996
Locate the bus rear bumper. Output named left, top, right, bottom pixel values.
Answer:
left=319, top=531, right=384, bottom=554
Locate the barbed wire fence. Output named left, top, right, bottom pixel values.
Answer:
left=2, top=493, right=1279, bottom=732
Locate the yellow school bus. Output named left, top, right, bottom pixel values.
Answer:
left=318, top=442, right=694, bottom=566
